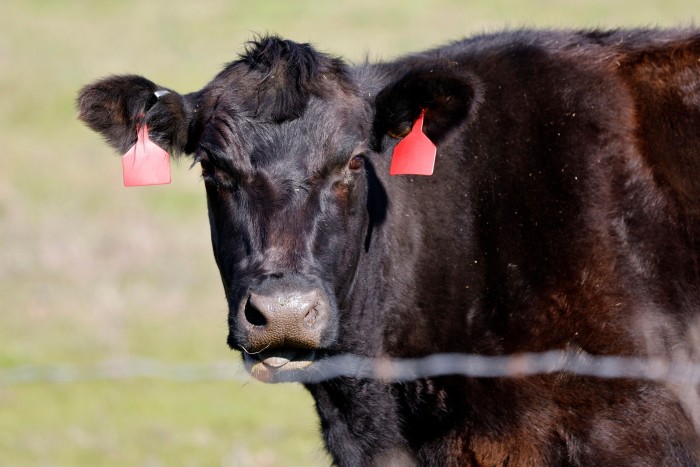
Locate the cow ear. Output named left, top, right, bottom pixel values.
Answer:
left=77, top=75, right=192, bottom=155
left=373, top=64, right=480, bottom=149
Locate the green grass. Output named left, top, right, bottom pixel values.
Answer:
left=0, top=381, right=327, bottom=466
left=0, top=0, right=696, bottom=465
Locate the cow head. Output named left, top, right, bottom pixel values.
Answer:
left=78, top=37, right=477, bottom=382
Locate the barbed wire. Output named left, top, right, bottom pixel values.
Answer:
left=0, top=358, right=249, bottom=385
left=3, top=351, right=700, bottom=386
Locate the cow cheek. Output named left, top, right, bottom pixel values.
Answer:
left=205, top=188, right=250, bottom=277
left=205, top=190, right=225, bottom=264
left=324, top=194, right=367, bottom=296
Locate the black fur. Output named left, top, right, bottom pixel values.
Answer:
left=77, top=75, right=190, bottom=154
left=78, top=29, right=700, bottom=466
left=233, top=36, right=353, bottom=122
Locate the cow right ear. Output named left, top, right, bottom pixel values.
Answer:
left=77, top=75, right=192, bottom=155
left=373, top=63, right=481, bottom=150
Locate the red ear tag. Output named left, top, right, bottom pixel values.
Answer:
left=389, top=110, right=437, bottom=176
left=122, top=124, right=171, bottom=187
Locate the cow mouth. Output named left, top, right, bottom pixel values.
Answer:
left=242, top=348, right=316, bottom=383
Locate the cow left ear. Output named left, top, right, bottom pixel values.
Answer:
left=373, top=63, right=480, bottom=149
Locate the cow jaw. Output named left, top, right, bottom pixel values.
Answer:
left=242, top=348, right=316, bottom=383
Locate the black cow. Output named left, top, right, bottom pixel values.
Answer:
left=78, top=29, right=700, bottom=465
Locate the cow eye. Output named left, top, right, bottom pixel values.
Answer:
left=196, top=155, right=235, bottom=190
left=348, top=154, right=364, bottom=171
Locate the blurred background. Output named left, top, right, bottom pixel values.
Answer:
left=0, top=0, right=696, bottom=465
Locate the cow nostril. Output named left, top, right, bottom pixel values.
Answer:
left=244, top=299, right=267, bottom=327
left=304, top=305, right=320, bottom=327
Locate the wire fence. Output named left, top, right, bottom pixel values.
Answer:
left=3, top=350, right=700, bottom=386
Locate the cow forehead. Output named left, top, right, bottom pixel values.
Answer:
left=199, top=92, right=370, bottom=173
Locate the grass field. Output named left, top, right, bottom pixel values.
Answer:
left=0, top=1, right=696, bottom=465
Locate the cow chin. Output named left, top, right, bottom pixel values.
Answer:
left=242, top=348, right=317, bottom=383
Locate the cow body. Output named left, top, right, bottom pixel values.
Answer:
left=79, top=29, right=700, bottom=465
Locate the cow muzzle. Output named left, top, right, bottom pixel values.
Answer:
left=231, top=275, right=334, bottom=382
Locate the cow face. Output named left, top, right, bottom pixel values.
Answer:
left=195, top=67, right=373, bottom=382
left=78, top=37, right=477, bottom=382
